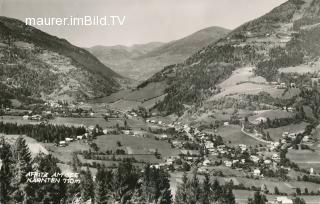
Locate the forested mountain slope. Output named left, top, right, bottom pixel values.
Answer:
left=140, top=0, right=320, bottom=115
left=0, top=16, right=122, bottom=103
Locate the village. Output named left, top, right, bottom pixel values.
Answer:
left=1, top=95, right=320, bottom=204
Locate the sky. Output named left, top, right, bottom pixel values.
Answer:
left=0, top=0, right=287, bottom=47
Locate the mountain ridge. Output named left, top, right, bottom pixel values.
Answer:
left=0, top=16, right=122, bottom=103
left=139, top=0, right=320, bottom=116
left=87, top=26, right=230, bottom=81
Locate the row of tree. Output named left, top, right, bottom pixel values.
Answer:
left=0, top=122, right=86, bottom=142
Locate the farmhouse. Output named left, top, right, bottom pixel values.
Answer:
left=59, top=141, right=66, bottom=147
left=103, top=129, right=108, bottom=134
left=23, top=115, right=30, bottom=120
left=65, top=138, right=73, bottom=142
left=160, top=134, right=168, bottom=140
left=282, top=132, right=289, bottom=138
left=205, top=141, right=214, bottom=149
left=203, top=159, right=211, bottom=166
left=253, top=117, right=267, bottom=125
left=77, top=135, right=84, bottom=140
left=275, top=197, right=293, bottom=204
left=224, top=161, right=232, bottom=167
left=31, top=115, right=42, bottom=120
left=253, top=169, right=261, bottom=177
left=250, top=155, right=260, bottom=163
left=172, top=140, right=182, bottom=148
left=272, top=153, right=280, bottom=161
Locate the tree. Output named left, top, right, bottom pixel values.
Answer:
left=261, top=184, right=268, bottom=194
left=274, top=186, right=280, bottom=195
left=175, top=173, right=188, bottom=204
left=201, top=173, right=210, bottom=204
left=80, top=167, right=94, bottom=202
left=0, top=137, right=13, bottom=203
left=72, top=152, right=81, bottom=172
left=95, top=166, right=113, bottom=204
left=248, top=191, right=267, bottom=204
left=296, top=187, right=301, bottom=195
left=293, top=197, right=306, bottom=204
left=32, top=154, right=66, bottom=203
left=186, top=170, right=201, bottom=204
left=11, top=136, right=34, bottom=203
left=211, top=178, right=222, bottom=202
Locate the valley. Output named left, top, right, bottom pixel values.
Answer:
left=2, top=0, right=320, bottom=203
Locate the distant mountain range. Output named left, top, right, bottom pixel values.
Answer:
left=139, top=0, right=320, bottom=115
left=0, top=16, right=122, bottom=102
left=87, top=26, right=230, bottom=81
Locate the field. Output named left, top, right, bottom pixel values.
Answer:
left=234, top=190, right=320, bottom=204
left=287, top=149, right=320, bottom=172
left=279, top=63, right=320, bottom=74
left=44, top=141, right=89, bottom=163
left=0, top=115, right=123, bottom=129
left=265, top=122, right=309, bottom=141
left=90, top=82, right=168, bottom=104
left=0, top=115, right=41, bottom=125
left=0, top=134, right=48, bottom=156
left=210, top=67, right=284, bottom=100
left=248, top=109, right=295, bottom=122
left=94, top=134, right=180, bottom=158
left=169, top=172, right=320, bottom=204
left=218, top=67, right=267, bottom=88
left=204, top=125, right=264, bottom=146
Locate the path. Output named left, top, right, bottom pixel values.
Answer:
left=241, top=125, right=273, bottom=144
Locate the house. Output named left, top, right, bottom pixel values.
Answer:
left=203, top=159, right=211, bottom=166
left=88, top=126, right=95, bottom=132
left=290, top=83, right=296, bottom=88
left=288, top=133, right=296, bottom=140
left=59, top=141, right=66, bottom=147
left=250, top=155, right=260, bottom=163
left=272, top=153, right=280, bottom=161
left=310, top=168, right=315, bottom=175
left=223, top=122, right=229, bottom=126
left=65, top=138, right=73, bottom=142
left=77, top=135, right=84, bottom=140
left=224, top=161, right=232, bottom=167
left=275, top=197, right=293, bottom=204
left=166, top=158, right=174, bottom=165
left=253, top=169, right=261, bottom=177
left=302, top=135, right=309, bottom=143
left=160, top=134, right=168, bottom=140
left=172, top=140, right=183, bottom=148
left=239, top=144, right=247, bottom=151
left=217, top=145, right=226, bottom=151
left=22, top=115, right=30, bottom=120
left=282, top=132, right=289, bottom=138
left=276, top=83, right=287, bottom=89
left=180, top=150, right=200, bottom=157
left=287, top=107, right=294, bottom=112
left=264, top=160, right=272, bottom=165
left=123, top=130, right=130, bottom=135
left=254, top=117, right=267, bottom=124
left=205, top=141, right=214, bottom=149
left=198, top=167, right=209, bottom=174
left=103, top=129, right=108, bottom=134
left=31, top=115, right=42, bottom=120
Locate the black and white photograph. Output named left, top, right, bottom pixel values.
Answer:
left=1, top=0, right=320, bottom=203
